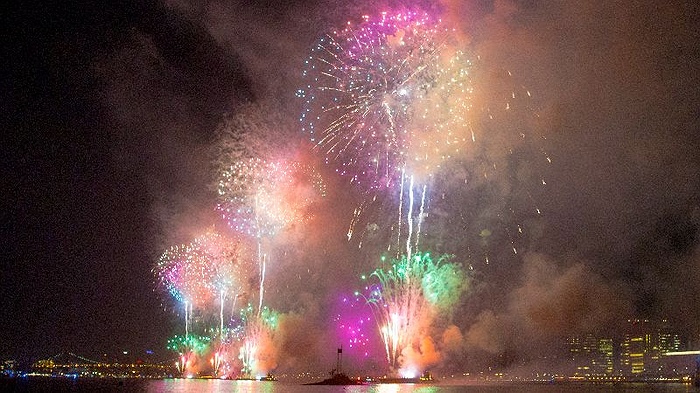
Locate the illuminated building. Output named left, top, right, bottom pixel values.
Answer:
left=1, top=360, right=17, bottom=377
left=568, top=334, right=614, bottom=376
left=30, top=352, right=175, bottom=378
left=620, top=331, right=645, bottom=375
left=620, top=319, right=682, bottom=376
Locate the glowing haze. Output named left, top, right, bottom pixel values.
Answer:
left=134, top=0, right=700, bottom=380
left=358, top=252, right=468, bottom=375
left=153, top=3, right=546, bottom=378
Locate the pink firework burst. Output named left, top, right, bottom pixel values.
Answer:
left=299, top=9, right=475, bottom=191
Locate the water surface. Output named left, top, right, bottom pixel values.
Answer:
left=2, top=378, right=697, bottom=393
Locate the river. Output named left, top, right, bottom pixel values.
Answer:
left=2, top=378, right=698, bottom=393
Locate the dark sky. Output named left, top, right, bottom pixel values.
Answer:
left=2, top=0, right=700, bottom=373
left=1, top=0, right=247, bottom=362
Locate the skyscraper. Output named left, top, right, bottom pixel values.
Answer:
left=620, top=319, right=682, bottom=376
left=568, top=334, right=614, bottom=376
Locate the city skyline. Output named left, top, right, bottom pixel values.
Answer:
left=7, top=317, right=699, bottom=381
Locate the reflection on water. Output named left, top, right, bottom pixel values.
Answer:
left=2, top=378, right=698, bottom=393
left=145, top=380, right=445, bottom=393
left=148, top=379, right=279, bottom=393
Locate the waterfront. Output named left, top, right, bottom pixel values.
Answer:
left=1, top=378, right=699, bottom=393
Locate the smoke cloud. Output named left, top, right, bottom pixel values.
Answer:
left=93, top=0, right=700, bottom=376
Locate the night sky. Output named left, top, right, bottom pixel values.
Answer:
left=2, top=0, right=700, bottom=373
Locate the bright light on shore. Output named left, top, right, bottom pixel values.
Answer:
left=665, top=351, right=700, bottom=356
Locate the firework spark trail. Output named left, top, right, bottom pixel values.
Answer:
left=360, top=252, right=466, bottom=374
left=167, top=334, right=211, bottom=376
left=397, top=168, right=405, bottom=249
left=155, top=231, right=253, bottom=376
left=156, top=245, right=213, bottom=311
left=347, top=202, right=367, bottom=242
left=406, top=174, right=415, bottom=260
left=212, top=351, right=223, bottom=376
left=235, top=304, right=280, bottom=378
left=219, top=290, right=225, bottom=340
left=217, top=158, right=326, bottom=313
left=369, top=253, right=427, bottom=371
left=258, top=252, right=266, bottom=316
left=395, top=169, right=431, bottom=261
left=416, top=183, right=427, bottom=247
left=185, top=301, right=191, bottom=338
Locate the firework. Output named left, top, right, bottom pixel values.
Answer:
left=359, top=251, right=467, bottom=374
left=344, top=169, right=430, bottom=266
left=333, top=293, right=375, bottom=360
left=217, top=157, right=326, bottom=312
left=155, top=245, right=215, bottom=310
left=150, top=2, right=551, bottom=377
left=154, top=231, right=253, bottom=349
left=155, top=232, right=251, bottom=307
left=167, top=334, right=211, bottom=376
left=300, top=8, right=551, bottom=266
left=234, top=304, right=280, bottom=378
left=218, top=158, right=320, bottom=238
left=299, top=10, right=474, bottom=192
left=167, top=334, right=211, bottom=355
